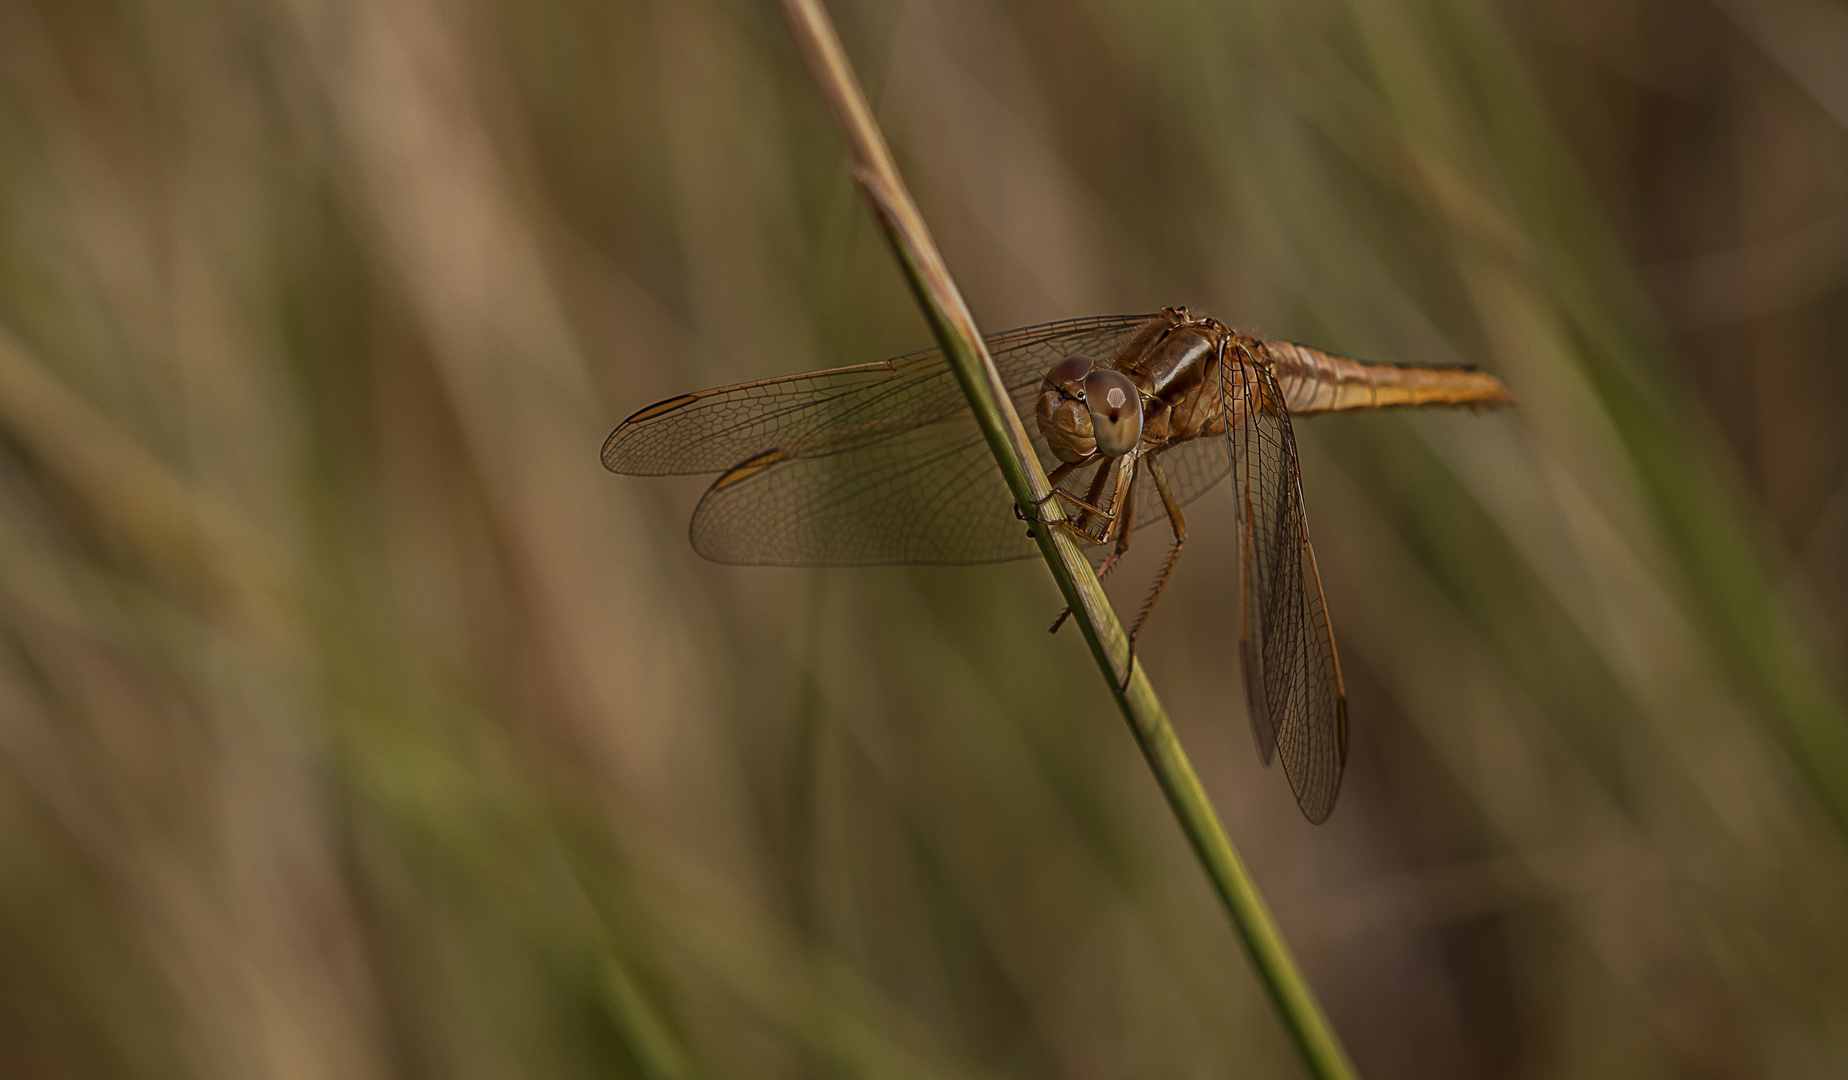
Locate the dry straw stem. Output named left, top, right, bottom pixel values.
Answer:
left=776, top=2, right=1359, bottom=1077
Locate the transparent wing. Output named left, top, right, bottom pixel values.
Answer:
left=1134, top=436, right=1229, bottom=523
left=1229, top=346, right=1349, bottom=823
left=689, top=416, right=1026, bottom=565
left=602, top=315, right=1156, bottom=476
left=688, top=409, right=1235, bottom=567
left=610, top=315, right=1171, bottom=565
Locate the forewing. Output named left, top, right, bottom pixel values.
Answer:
left=602, top=315, right=1155, bottom=476
left=690, top=417, right=1027, bottom=565
left=604, top=362, right=913, bottom=476
left=649, top=315, right=1164, bottom=566
left=1229, top=347, right=1349, bottom=823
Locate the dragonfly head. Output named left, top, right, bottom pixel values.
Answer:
left=1037, top=355, right=1144, bottom=462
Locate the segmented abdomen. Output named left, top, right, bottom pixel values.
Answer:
left=1266, top=341, right=1515, bottom=416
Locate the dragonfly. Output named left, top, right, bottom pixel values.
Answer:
left=603, top=308, right=1513, bottom=822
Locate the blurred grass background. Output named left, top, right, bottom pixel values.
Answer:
left=0, top=0, right=1846, bottom=1076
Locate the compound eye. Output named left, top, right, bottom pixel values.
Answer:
left=1045, top=354, right=1095, bottom=393
left=1082, top=368, right=1143, bottom=457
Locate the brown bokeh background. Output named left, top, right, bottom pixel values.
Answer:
left=0, top=0, right=1844, bottom=1077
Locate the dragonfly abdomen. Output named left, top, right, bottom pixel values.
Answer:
left=1265, top=341, right=1515, bottom=417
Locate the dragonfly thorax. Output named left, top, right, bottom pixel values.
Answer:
left=1132, top=326, right=1217, bottom=397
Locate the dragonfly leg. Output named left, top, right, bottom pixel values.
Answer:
left=1094, top=480, right=1137, bottom=580
left=1017, top=457, right=1117, bottom=535
left=1051, top=488, right=1116, bottom=524
left=1049, top=466, right=1137, bottom=634
left=1049, top=458, right=1085, bottom=488
left=1024, top=458, right=1121, bottom=547
left=1066, top=458, right=1121, bottom=543
left=1114, top=456, right=1187, bottom=693
left=1038, top=459, right=1086, bottom=507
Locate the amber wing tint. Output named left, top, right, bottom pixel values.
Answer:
left=1229, top=347, right=1348, bottom=822
left=603, top=315, right=1230, bottom=565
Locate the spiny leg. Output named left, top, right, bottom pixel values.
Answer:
left=1045, top=459, right=1084, bottom=493
left=1068, top=456, right=1119, bottom=542
left=1049, top=463, right=1137, bottom=634
left=1050, top=487, right=1116, bottom=523
left=1017, top=456, right=1119, bottom=542
left=1092, top=477, right=1137, bottom=583
left=1016, top=459, right=1082, bottom=524
left=1018, top=458, right=1084, bottom=532
left=1115, top=455, right=1187, bottom=693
